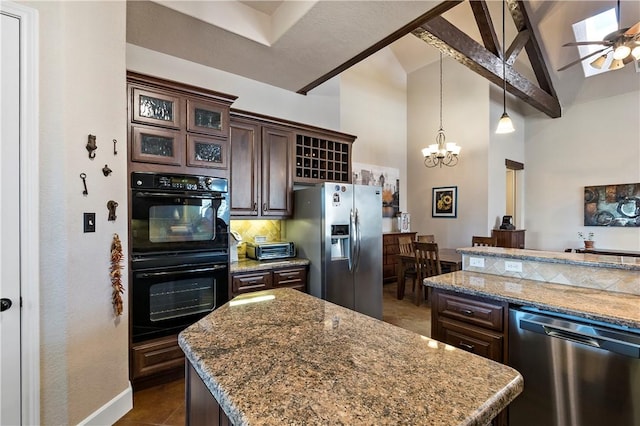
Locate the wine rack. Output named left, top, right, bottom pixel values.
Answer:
left=294, top=134, right=351, bottom=184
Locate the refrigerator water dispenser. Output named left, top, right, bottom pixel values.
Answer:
left=330, top=225, right=349, bottom=261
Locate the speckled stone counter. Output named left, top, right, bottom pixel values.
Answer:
left=230, top=257, right=309, bottom=274
left=458, top=246, right=640, bottom=271
left=179, top=288, right=523, bottom=426
left=424, top=272, right=640, bottom=329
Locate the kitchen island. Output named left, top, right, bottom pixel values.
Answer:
left=178, top=288, right=523, bottom=425
left=423, top=247, right=640, bottom=426
left=425, top=246, right=640, bottom=328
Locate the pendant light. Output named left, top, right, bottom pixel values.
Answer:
left=496, top=0, right=515, bottom=134
left=422, top=52, right=461, bottom=168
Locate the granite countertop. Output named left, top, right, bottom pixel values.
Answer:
left=179, top=288, right=523, bottom=426
left=424, top=271, right=640, bottom=329
left=456, top=246, right=640, bottom=271
left=230, top=257, right=310, bottom=273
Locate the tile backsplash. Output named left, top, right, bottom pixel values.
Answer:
left=230, top=220, right=282, bottom=258
left=462, top=255, right=640, bottom=296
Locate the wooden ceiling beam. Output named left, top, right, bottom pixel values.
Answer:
left=413, top=16, right=561, bottom=118
left=296, top=0, right=463, bottom=95
left=469, top=0, right=500, bottom=57
left=506, top=29, right=530, bottom=65
left=509, top=0, right=557, bottom=97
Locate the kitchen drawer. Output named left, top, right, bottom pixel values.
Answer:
left=273, top=267, right=307, bottom=291
left=131, top=334, right=184, bottom=379
left=435, top=317, right=504, bottom=362
left=435, top=291, right=505, bottom=331
left=232, top=271, right=272, bottom=294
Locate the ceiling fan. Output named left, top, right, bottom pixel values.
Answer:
left=558, top=0, right=640, bottom=72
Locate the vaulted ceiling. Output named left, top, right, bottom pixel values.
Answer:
left=127, top=1, right=640, bottom=118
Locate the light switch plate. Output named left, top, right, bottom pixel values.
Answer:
left=469, top=257, right=485, bottom=267
left=84, top=213, right=96, bottom=233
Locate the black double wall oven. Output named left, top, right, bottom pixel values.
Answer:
left=130, top=171, right=229, bottom=342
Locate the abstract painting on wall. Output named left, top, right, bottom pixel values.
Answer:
left=584, top=183, right=640, bottom=227
left=352, top=162, right=399, bottom=218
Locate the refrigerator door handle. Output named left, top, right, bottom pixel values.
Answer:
left=354, top=208, right=362, bottom=271
left=348, top=209, right=355, bottom=271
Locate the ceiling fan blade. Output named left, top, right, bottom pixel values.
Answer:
left=557, top=47, right=610, bottom=72
left=624, top=21, right=640, bottom=36
left=563, top=41, right=609, bottom=47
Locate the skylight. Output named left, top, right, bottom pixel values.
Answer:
left=572, top=8, right=618, bottom=77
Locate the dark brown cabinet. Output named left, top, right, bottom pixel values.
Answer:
left=127, top=72, right=236, bottom=176
left=186, top=363, right=231, bottom=426
left=431, top=289, right=508, bottom=363
left=430, top=288, right=510, bottom=426
left=230, top=266, right=307, bottom=298
left=131, top=334, right=185, bottom=389
left=229, top=114, right=293, bottom=218
left=492, top=229, right=525, bottom=249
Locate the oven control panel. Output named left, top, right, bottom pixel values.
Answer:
left=131, top=172, right=228, bottom=193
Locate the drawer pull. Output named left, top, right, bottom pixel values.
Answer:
left=459, top=342, right=475, bottom=351
left=460, top=309, right=474, bottom=316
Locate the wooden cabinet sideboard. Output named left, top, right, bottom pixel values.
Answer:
left=492, top=229, right=525, bottom=249
left=383, top=232, right=417, bottom=283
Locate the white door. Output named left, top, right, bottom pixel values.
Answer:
left=1, top=9, right=23, bottom=425
left=1, top=3, right=39, bottom=424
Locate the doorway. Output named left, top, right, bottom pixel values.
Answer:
left=0, top=2, right=40, bottom=424
left=505, top=159, right=524, bottom=229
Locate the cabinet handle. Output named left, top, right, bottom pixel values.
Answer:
left=253, top=202, right=257, bottom=212
left=263, top=203, right=267, bottom=212
left=459, top=342, right=475, bottom=351
left=460, top=309, right=474, bottom=316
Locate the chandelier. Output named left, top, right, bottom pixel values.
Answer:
left=422, top=52, right=461, bottom=168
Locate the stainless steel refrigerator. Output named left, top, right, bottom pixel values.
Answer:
left=285, top=183, right=383, bottom=319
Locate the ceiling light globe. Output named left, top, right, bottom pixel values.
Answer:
left=589, top=54, right=607, bottom=69
left=496, top=112, right=515, bottom=134
left=612, top=44, right=631, bottom=60
left=609, top=58, right=625, bottom=70
left=632, top=46, right=640, bottom=60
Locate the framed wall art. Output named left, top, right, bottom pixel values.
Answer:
left=432, top=186, right=457, bottom=218
left=352, top=162, right=400, bottom=218
left=584, top=183, right=640, bottom=227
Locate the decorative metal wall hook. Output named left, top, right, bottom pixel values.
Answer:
left=113, top=139, right=118, bottom=155
left=102, top=164, right=113, bottom=176
left=80, top=173, right=88, bottom=195
left=107, top=200, right=118, bottom=221
left=86, top=134, right=97, bottom=159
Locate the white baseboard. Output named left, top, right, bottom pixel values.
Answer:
left=78, top=382, right=133, bottom=426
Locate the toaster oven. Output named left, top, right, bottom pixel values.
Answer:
left=246, top=241, right=296, bottom=260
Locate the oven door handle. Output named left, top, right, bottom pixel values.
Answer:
left=136, top=265, right=227, bottom=278
left=134, top=191, right=224, bottom=200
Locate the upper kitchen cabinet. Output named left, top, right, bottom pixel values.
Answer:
left=230, top=111, right=293, bottom=218
left=127, top=72, right=237, bottom=176
left=294, top=130, right=355, bottom=185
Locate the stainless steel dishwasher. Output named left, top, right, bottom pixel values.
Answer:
left=508, top=307, right=640, bottom=426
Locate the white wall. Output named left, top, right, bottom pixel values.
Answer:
left=525, top=88, right=640, bottom=251
left=30, top=1, right=131, bottom=424
left=407, top=57, right=492, bottom=249
left=339, top=46, right=408, bottom=213
left=488, top=86, right=526, bottom=232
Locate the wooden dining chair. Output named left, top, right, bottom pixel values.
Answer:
left=412, top=242, right=441, bottom=306
left=417, top=234, right=435, bottom=243
left=397, top=236, right=416, bottom=300
left=471, top=235, right=497, bottom=247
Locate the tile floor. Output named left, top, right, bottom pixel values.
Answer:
left=114, top=281, right=430, bottom=425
